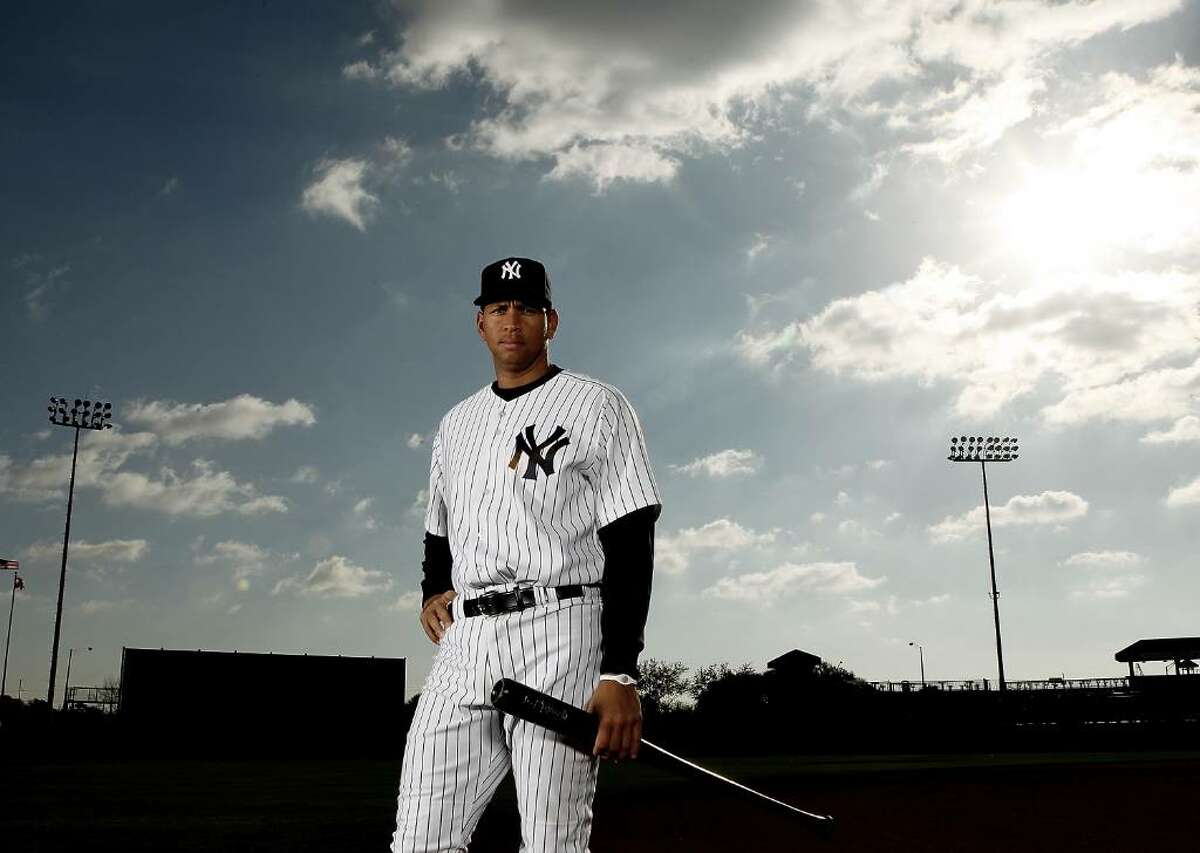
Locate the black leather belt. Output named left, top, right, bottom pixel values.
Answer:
left=462, top=584, right=589, bottom=617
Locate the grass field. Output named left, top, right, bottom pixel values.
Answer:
left=8, top=751, right=1198, bottom=851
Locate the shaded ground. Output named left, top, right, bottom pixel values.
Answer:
left=8, top=751, right=1198, bottom=851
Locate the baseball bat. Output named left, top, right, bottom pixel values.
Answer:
left=491, top=678, right=835, bottom=837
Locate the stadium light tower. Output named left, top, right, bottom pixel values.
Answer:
left=46, top=397, right=113, bottom=708
left=947, top=435, right=1019, bottom=692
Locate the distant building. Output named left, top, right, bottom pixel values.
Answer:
left=1115, top=637, right=1200, bottom=679
left=119, top=647, right=407, bottom=754
left=767, top=649, right=822, bottom=675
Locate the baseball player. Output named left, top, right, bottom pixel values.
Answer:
left=391, top=257, right=662, bottom=852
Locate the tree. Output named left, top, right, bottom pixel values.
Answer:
left=637, top=658, right=691, bottom=715
left=691, top=663, right=766, bottom=718
left=688, top=662, right=757, bottom=701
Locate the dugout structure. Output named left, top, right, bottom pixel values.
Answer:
left=119, top=647, right=407, bottom=756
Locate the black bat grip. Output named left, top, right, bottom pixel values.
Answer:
left=491, top=678, right=599, bottom=748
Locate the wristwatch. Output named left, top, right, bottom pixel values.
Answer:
left=599, top=673, right=637, bottom=687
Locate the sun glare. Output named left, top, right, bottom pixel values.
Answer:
left=996, top=164, right=1195, bottom=271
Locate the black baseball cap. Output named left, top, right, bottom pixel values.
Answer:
left=474, top=257, right=552, bottom=310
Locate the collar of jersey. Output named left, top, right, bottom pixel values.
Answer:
left=490, top=364, right=563, bottom=401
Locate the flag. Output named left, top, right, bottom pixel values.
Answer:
left=13, top=576, right=23, bottom=591
left=0, top=558, right=19, bottom=570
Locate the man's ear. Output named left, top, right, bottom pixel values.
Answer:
left=546, top=308, right=559, bottom=340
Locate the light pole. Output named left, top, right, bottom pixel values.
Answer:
left=46, top=396, right=113, bottom=708
left=948, top=435, right=1019, bottom=692
left=62, top=645, right=92, bottom=710
left=1, top=560, right=22, bottom=697
left=908, top=641, right=926, bottom=687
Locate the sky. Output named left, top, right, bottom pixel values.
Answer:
left=3, top=0, right=1200, bottom=702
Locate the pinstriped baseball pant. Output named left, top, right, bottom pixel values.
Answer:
left=392, top=592, right=603, bottom=852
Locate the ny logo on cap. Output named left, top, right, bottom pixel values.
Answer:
left=508, top=424, right=570, bottom=480
left=501, top=260, right=522, bottom=280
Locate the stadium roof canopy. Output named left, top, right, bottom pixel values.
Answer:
left=1114, top=637, right=1200, bottom=663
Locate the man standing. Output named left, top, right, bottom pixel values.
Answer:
left=392, top=257, right=662, bottom=852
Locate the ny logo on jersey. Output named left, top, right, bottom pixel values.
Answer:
left=500, top=260, right=521, bottom=280
left=508, top=424, right=570, bottom=480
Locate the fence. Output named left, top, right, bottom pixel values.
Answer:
left=868, top=677, right=1130, bottom=693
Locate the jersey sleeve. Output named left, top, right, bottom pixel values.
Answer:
left=590, top=389, right=662, bottom=529
left=423, top=427, right=449, bottom=537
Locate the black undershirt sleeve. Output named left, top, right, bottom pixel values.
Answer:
left=420, top=532, right=452, bottom=603
left=597, top=504, right=661, bottom=680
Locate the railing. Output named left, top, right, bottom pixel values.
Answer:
left=1006, top=678, right=1128, bottom=691
left=868, top=677, right=1131, bottom=693
left=65, top=685, right=120, bottom=712
left=869, top=680, right=991, bottom=692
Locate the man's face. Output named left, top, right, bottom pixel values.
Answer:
left=476, top=300, right=559, bottom=369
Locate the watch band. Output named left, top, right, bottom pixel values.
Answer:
left=599, top=673, right=637, bottom=687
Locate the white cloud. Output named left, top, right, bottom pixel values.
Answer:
left=353, top=497, right=380, bottom=530
left=273, top=555, right=391, bottom=598
left=1141, top=416, right=1200, bottom=445
left=809, top=512, right=826, bottom=525
left=737, top=259, right=1200, bottom=423
left=410, top=487, right=429, bottom=518
left=670, top=449, right=762, bottom=478
left=1060, top=550, right=1147, bottom=601
left=389, top=590, right=424, bottom=612
left=27, top=539, right=148, bottom=564
left=1070, top=574, right=1147, bottom=600
left=1060, top=551, right=1144, bottom=569
left=407, top=433, right=427, bottom=449
left=343, top=60, right=380, bottom=81
left=428, top=170, right=463, bottom=192
left=1165, top=476, right=1200, bottom=508
left=746, top=233, right=771, bottom=262
left=837, top=519, right=879, bottom=540
left=704, top=561, right=885, bottom=604
left=884, top=512, right=902, bottom=524
left=850, top=160, right=889, bottom=200
left=124, top=394, right=316, bottom=445
left=381, top=136, right=412, bottom=165
left=102, top=460, right=288, bottom=518
left=0, top=429, right=157, bottom=503
left=849, top=593, right=948, bottom=616
left=23, top=263, right=70, bottom=321
left=546, top=142, right=680, bottom=192
left=194, top=540, right=270, bottom=582
left=930, top=490, right=1088, bottom=543
left=301, top=157, right=379, bottom=230
left=1041, top=60, right=1200, bottom=259
left=291, top=465, right=320, bottom=484
left=656, top=518, right=776, bottom=575
left=847, top=599, right=881, bottom=614
left=78, top=598, right=135, bottom=615
left=358, top=1, right=1180, bottom=186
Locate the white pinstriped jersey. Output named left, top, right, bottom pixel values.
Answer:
left=423, top=368, right=660, bottom=594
